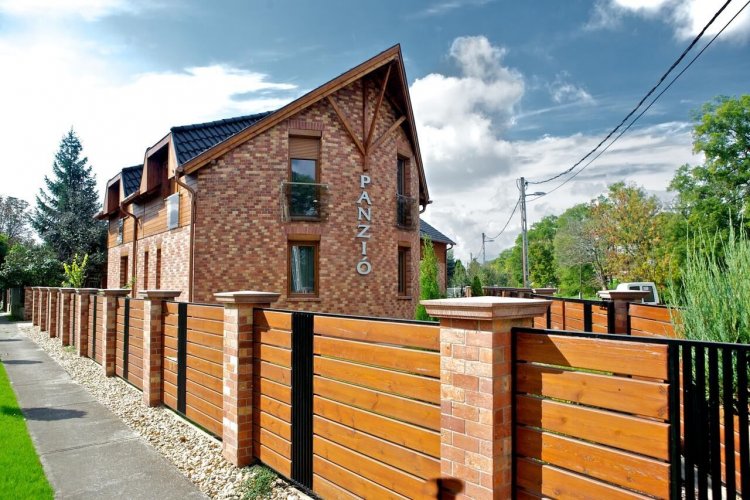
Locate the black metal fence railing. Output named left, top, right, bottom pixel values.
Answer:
left=396, top=194, right=417, bottom=228
left=529, top=294, right=616, bottom=333
left=511, top=326, right=750, bottom=499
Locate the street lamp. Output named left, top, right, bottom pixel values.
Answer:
left=518, top=177, right=545, bottom=288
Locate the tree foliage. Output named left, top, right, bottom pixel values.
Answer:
left=670, top=95, right=750, bottom=242
left=416, top=238, right=441, bottom=321
left=0, top=243, right=63, bottom=288
left=32, top=129, right=105, bottom=265
left=470, top=275, right=483, bottom=296
left=0, top=196, right=32, bottom=245
left=62, top=254, right=89, bottom=288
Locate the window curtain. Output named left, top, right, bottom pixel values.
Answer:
left=291, top=245, right=315, bottom=293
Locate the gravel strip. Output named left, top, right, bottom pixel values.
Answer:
left=20, top=324, right=307, bottom=500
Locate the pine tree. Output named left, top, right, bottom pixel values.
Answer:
left=32, top=129, right=105, bottom=267
left=415, top=237, right=441, bottom=321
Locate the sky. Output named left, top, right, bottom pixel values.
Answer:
left=0, top=0, right=748, bottom=262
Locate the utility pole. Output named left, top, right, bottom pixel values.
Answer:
left=519, top=177, right=529, bottom=288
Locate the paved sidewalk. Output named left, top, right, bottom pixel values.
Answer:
left=0, top=314, right=206, bottom=499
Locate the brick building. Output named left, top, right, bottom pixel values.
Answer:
left=98, top=45, right=451, bottom=318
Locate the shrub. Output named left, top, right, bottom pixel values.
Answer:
left=471, top=275, right=483, bottom=297
left=415, top=237, right=441, bottom=321
left=62, top=254, right=88, bottom=288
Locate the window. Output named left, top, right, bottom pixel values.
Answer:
left=119, top=256, right=129, bottom=288
left=396, top=157, right=414, bottom=227
left=117, top=218, right=124, bottom=244
left=143, top=251, right=149, bottom=290
left=397, top=157, right=406, bottom=196
left=288, top=136, right=321, bottom=219
left=166, top=193, right=180, bottom=230
left=398, top=246, right=411, bottom=296
left=155, top=249, right=162, bottom=289
left=288, top=241, right=318, bottom=296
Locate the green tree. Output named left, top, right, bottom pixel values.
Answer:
left=450, top=259, right=468, bottom=288
left=62, top=254, right=89, bottom=288
left=32, top=129, right=105, bottom=266
left=0, top=243, right=63, bottom=288
left=446, top=249, right=456, bottom=286
left=554, top=203, right=604, bottom=294
left=471, top=275, right=483, bottom=296
left=0, top=196, right=32, bottom=245
left=670, top=95, right=750, bottom=242
left=526, top=215, right=558, bottom=287
left=415, top=238, right=441, bottom=321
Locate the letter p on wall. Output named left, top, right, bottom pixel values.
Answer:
left=360, top=175, right=371, bottom=188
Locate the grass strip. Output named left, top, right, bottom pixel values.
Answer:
left=0, top=361, right=54, bottom=499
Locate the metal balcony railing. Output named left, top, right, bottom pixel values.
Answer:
left=396, top=194, right=418, bottom=229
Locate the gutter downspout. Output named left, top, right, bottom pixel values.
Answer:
left=175, top=168, right=196, bottom=302
left=120, top=204, right=139, bottom=297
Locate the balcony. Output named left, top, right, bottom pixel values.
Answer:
left=281, top=181, right=329, bottom=222
left=396, top=194, right=418, bottom=229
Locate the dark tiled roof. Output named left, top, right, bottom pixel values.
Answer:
left=420, top=220, right=456, bottom=245
left=121, top=165, right=143, bottom=197
left=171, top=111, right=274, bottom=165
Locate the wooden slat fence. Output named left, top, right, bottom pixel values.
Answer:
left=184, top=303, right=224, bottom=437
left=88, top=295, right=104, bottom=364
left=311, top=314, right=441, bottom=499
left=252, top=310, right=293, bottom=476
left=629, top=303, right=680, bottom=339
left=532, top=295, right=614, bottom=333
left=513, top=330, right=674, bottom=499
left=115, top=298, right=144, bottom=389
left=163, top=302, right=180, bottom=412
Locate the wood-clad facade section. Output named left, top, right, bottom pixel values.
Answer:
left=311, top=315, right=441, bottom=499
left=514, top=332, right=672, bottom=499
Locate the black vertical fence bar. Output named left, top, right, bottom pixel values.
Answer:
left=583, top=303, right=593, bottom=332
left=123, top=298, right=130, bottom=381
left=176, top=302, right=187, bottom=414
left=722, top=347, right=736, bottom=496
left=668, top=343, right=682, bottom=500
left=682, top=344, right=695, bottom=500
left=91, top=295, right=97, bottom=362
left=291, top=312, right=314, bottom=489
left=708, top=348, right=722, bottom=499
left=738, top=349, right=749, bottom=496
left=695, top=345, right=708, bottom=497
left=546, top=303, right=551, bottom=329
left=607, top=301, right=616, bottom=333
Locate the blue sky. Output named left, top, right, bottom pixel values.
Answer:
left=1, top=0, right=748, bottom=262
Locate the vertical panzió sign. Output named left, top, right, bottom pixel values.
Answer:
left=356, top=174, right=372, bottom=275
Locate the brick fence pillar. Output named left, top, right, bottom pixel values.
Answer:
left=215, top=290, right=280, bottom=467
left=39, top=288, right=49, bottom=332
left=75, top=289, right=98, bottom=357
left=59, top=288, right=75, bottom=345
left=139, top=290, right=181, bottom=407
left=101, top=289, right=130, bottom=376
left=47, top=287, right=60, bottom=338
left=422, top=296, right=550, bottom=499
left=24, top=287, right=32, bottom=321
left=597, top=290, right=648, bottom=333
left=31, top=287, right=39, bottom=326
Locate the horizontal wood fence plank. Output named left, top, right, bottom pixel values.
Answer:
left=186, top=341, right=222, bottom=365
left=186, top=317, right=223, bottom=335
left=314, top=396, right=440, bottom=458
left=516, top=395, right=670, bottom=460
left=517, top=457, right=652, bottom=500
left=254, top=410, right=291, bottom=441
left=254, top=394, right=291, bottom=423
left=516, top=333, right=668, bottom=380
left=255, top=443, right=291, bottom=478
left=314, top=336, right=439, bottom=378
left=312, top=474, right=358, bottom=500
left=185, top=330, right=222, bottom=350
left=186, top=303, right=224, bottom=321
left=314, top=377, right=440, bottom=430
left=258, top=344, right=291, bottom=368
left=515, top=426, right=670, bottom=498
left=314, top=435, right=432, bottom=499
left=254, top=328, right=292, bottom=349
left=629, top=316, right=675, bottom=338
left=312, top=455, right=406, bottom=500
left=255, top=360, right=291, bottom=386
left=254, top=426, right=291, bottom=459
left=314, top=415, right=440, bottom=480
left=253, top=310, right=292, bottom=331
left=186, top=378, right=222, bottom=409
left=314, top=357, right=440, bottom=404
left=254, top=376, right=291, bottom=405
left=314, top=315, right=439, bottom=351
left=629, top=304, right=673, bottom=323
left=516, top=363, right=669, bottom=419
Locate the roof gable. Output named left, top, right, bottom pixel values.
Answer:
left=420, top=220, right=456, bottom=246
left=121, top=165, right=143, bottom=197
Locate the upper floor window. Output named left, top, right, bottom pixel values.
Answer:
left=396, top=156, right=415, bottom=228
left=287, top=136, right=322, bottom=219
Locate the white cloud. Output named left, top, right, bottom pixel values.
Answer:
left=411, top=36, right=700, bottom=263
left=0, top=29, right=297, bottom=205
left=410, top=0, right=492, bottom=18
left=591, top=0, right=750, bottom=42
left=0, top=0, right=143, bottom=20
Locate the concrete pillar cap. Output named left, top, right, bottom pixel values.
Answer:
left=532, top=287, right=558, bottom=296
left=60, top=287, right=76, bottom=293
left=597, top=290, right=649, bottom=301
left=214, top=291, right=280, bottom=305
left=100, top=288, right=131, bottom=297
left=138, top=290, right=182, bottom=299
left=75, top=288, right=100, bottom=295
left=421, top=296, right=551, bottom=320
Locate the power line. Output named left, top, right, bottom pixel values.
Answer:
left=527, top=0, right=734, bottom=186
left=529, top=0, right=750, bottom=202
left=487, top=194, right=521, bottom=241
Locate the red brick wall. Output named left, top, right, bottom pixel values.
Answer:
left=192, top=76, right=420, bottom=318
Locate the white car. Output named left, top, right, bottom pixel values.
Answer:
left=616, top=282, right=660, bottom=305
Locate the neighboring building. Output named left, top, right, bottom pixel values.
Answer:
left=419, top=220, right=456, bottom=294
left=98, top=45, right=432, bottom=318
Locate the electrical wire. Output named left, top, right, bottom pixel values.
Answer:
left=486, top=195, right=521, bottom=241
left=529, top=0, right=750, bottom=202
left=527, top=0, right=734, bottom=186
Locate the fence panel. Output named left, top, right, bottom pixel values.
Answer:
left=531, top=295, right=614, bottom=333
left=184, top=303, right=223, bottom=438
left=163, top=302, right=181, bottom=412
left=115, top=298, right=144, bottom=389
left=629, top=303, right=679, bottom=338
left=513, top=330, right=673, bottom=499
left=311, top=314, right=441, bottom=499
left=253, top=310, right=293, bottom=477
